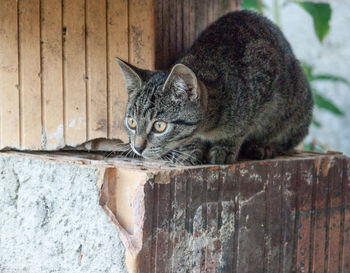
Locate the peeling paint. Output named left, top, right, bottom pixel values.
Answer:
left=285, top=172, right=292, bottom=181
left=240, top=190, right=265, bottom=207
left=68, top=118, right=86, bottom=129
left=41, top=127, right=47, bottom=149
left=322, top=157, right=334, bottom=177
left=240, top=168, right=248, bottom=176
left=249, top=173, right=263, bottom=182
left=49, top=125, right=63, bottom=141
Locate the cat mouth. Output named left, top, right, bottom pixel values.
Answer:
left=141, top=149, right=174, bottom=161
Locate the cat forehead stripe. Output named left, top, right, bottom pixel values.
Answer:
left=172, top=120, right=199, bottom=126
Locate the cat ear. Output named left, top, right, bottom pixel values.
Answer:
left=163, top=64, right=199, bottom=102
left=116, top=58, right=153, bottom=94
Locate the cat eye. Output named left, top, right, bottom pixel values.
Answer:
left=127, top=117, right=137, bottom=130
left=152, top=120, right=167, bottom=133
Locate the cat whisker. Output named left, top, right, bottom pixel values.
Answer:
left=171, top=149, right=198, bottom=166
left=174, top=148, right=203, bottom=165
left=104, top=151, right=116, bottom=159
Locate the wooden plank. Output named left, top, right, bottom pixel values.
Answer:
left=154, top=0, right=163, bottom=69
left=0, top=0, right=20, bottom=148
left=327, top=157, right=343, bottom=272
left=189, top=0, right=196, bottom=50
left=150, top=176, right=159, bottom=272
left=265, top=161, right=283, bottom=272
left=218, top=0, right=236, bottom=17
left=236, top=163, right=266, bottom=272
left=211, top=0, right=219, bottom=24
left=295, top=160, right=314, bottom=273
left=182, top=0, right=191, bottom=52
left=63, top=0, right=87, bottom=145
left=162, top=0, right=170, bottom=69
left=312, top=157, right=329, bottom=272
left=195, top=0, right=207, bottom=39
left=86, top=0, right=108, bottom=139
left=281, top=160, right=298, bottom=272
left=129, top=0, right=155, bottom=69
left=218, top=167, right=238, bottom=273
left=137, top=180, right=155, bottom=272
left=171, top=173, right=187, bottom=272
left=192, top=169, right=207, bottom=273
left=41, top=0, right=64, bottom=149
left=154, top=183, right=171, bottom=272
left=204, top=170, right=221, bottom=272
left=18, top=0, right=42, bottom=149
left=107, top=0, right=128, bottom=141
left=168, top=0, right=177, bottom=67
left=175, top=0, right=184, bottom=59
left=342, top=158, right=350, bottom=272
left=95, top=153, right=349, bottom=272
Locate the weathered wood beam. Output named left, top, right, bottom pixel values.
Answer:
left=5, top=150, right=349, bottom=273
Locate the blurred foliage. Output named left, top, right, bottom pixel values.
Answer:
left=242, top=0, right=332, bottom=42
left=302, top=62, right=348, bottom=118
left=297, top=2, right=331, bottom=42
left=303, top=142, right=326, bottom=153
left=242, top=0, right=265, bottom=13
left=242, top=0, right=262, bottom=12
left=242, top=0, right=348, bottom=152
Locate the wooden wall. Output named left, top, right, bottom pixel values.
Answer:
left=0, top=0, right=240, bottom=150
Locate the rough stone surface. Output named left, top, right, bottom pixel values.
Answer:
left=0, top=153, right=126, bottom=273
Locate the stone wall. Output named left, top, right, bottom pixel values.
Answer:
left=0, top=153, right=126, bottom=273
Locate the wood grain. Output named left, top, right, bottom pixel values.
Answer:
left=41, top=0, right=64, bottom=149
left=342, top=158, right=350, bottom=271
left=236, top=163, right=266, bottom=272
left=18, top=0, right=42, bottom=149
left=107, top=0, right=128, bottom=141
left=295, top=160, right=314, bottom=273
left=0, top=0, right=20, bottom=147
left=63, top=0, right=87, bottom=145
left=129, top=0, right=155, bottom=69
left=311, top=157, right=329, bottom=272
left=265, top=161, right=283, bottom=272
left=327, top=157, right=343, bottom=272
left=98, top=153, right=350, bottom=272
left=86, top=0, right=108, bottom=139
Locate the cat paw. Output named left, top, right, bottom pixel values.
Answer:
left=225, top=153, right=238, bottom=164
left=239, top=144, right=276, bottom=160
left=208, top=147, right=227, bottom=164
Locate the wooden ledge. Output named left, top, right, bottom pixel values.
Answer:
left=2, top=151, right=350, bottom=273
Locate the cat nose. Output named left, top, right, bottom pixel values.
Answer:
left=134, top=145, right=145, bottom=154
left=134, top=136, right=146, bottom=154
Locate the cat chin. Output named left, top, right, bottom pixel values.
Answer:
left=142, top=150, right=172, bottom=161
left=140, top=152, right=161, bottom=160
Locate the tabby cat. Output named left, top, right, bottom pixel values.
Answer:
left=116, top=10, right=313, bottom=165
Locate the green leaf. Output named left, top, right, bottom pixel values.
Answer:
left=302, top=62, right=313, bottom=79
left=309, top=74, right=349, bottom=85
left=242, top=0, right=265, bottom=13
left=298, top=2, right=331, bottom=42
left=303, top=142, right=325, bottom=153
left=303, top=143, right=312, bottom=151
left=312, top=118, right=321, bottom=127
left=312, top=89, right=345, bottom=116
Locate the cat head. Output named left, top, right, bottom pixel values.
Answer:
left=116, top=58, right=205, bottom=160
